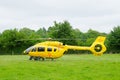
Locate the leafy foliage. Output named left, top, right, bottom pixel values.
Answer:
left=48, top=21, right=77, bottom=45
left=0, top=21, right=119, bottom=54
left=107, top=26, right=120, bottom=53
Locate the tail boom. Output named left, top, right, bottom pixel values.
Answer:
left=65, top=36, right=107, bottom=56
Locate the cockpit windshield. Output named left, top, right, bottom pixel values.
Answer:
left=24, top=46, right=34, bottom=54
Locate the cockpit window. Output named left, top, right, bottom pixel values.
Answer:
left=47, top=47, right=52, bottom=51
left=38, top=47, right=45, bottom=52
left=25, top=46, right=34, bottom=53
left=31, top=47, right=36, bottom=52
left=54, top=48, right=57, bottom=52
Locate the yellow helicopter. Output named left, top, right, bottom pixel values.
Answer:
left=24, top=36, right=106, bottom=61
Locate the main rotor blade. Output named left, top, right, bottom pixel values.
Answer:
left=15, top=38, right=49, bottom=41
left=15, top=38, right=85, bottom=41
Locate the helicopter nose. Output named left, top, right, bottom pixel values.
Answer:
left=23, top=50, right=28, bottom=54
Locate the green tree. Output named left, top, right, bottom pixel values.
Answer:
left=86, top=29, right=106, bottom=38
left=84, top=29, right=107, bottom=46
left=107, top=26, right=120, bottom=53
left=0, top=29, right=20, bottom=54
left=36, top=27, right=48, bottom=38
left=72, top=29, right=84, bottom=45
left=48, top=21, right=77, bottom=45
left=19, top=27, right=36, bottom=38
left=19, top=27, right=39, bottom=48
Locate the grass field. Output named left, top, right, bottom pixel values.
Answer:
left=0, top=54, right=120, bottom=80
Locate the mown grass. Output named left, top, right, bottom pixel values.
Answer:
left=0, top=54, right=120, bottom=80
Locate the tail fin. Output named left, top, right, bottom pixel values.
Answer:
left=90, top=36, right=107, bottom=56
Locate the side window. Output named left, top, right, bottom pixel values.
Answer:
left=54, top=48, right=57, bottom=52
left=38, top=47, right=45, bottom=52
left=47, top=47, right=52, bottom=52
left=31, top=47, right=36, bottom=52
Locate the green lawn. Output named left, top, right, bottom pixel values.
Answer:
left=0, top=54, right=120, bottom=80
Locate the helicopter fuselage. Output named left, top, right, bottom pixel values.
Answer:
left=24, top=36, right=107, bottom=60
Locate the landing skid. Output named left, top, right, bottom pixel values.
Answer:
left=29, top=56, right=54, bottom=61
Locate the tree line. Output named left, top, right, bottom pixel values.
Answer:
left=0, top=21, right=120, bottom=55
